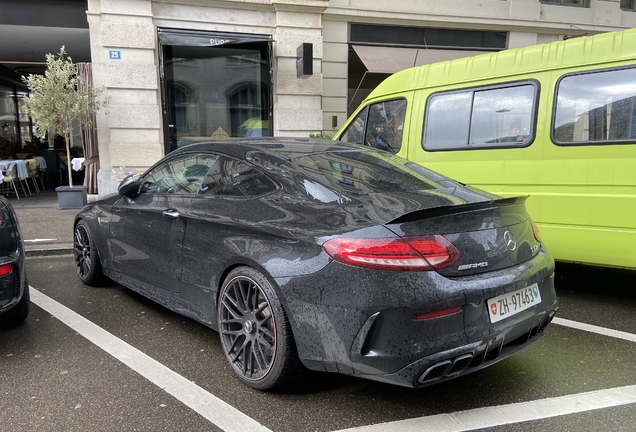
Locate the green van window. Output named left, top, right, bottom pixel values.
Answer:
left=554, top=67, right=636, bottom=145
left=423, top=83, right=536, bottom=151
left=364, top=99, right=407, bottom=153
left=340, top=99, right=407, bottom=153
left=340, top=106, right=369, bottom=146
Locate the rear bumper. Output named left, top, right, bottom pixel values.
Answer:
left=357, top=299, right=558, bottom=388
left=0, top=254, right=27, bottom=314
left=279, top=248, right=558, bottom=386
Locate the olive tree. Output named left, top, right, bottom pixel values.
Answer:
left=22, top=46, right=109, bottom=187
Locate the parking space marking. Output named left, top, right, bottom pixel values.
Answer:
left=335, top=319, right=636, bottom=432
left=29, top=285, right=636, bottom=432
left=29, top=287, right=272, bottom=432
left=553, top=317, right=636, bottom=343
left=334, top=385, right=636, bottom=432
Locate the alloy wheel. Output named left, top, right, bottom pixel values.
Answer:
left=219, top=275, right=276, bottom=381
left=74, top=224, right=92, bottom=279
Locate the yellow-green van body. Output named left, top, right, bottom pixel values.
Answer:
left=336, top=29, right=636, bottom=270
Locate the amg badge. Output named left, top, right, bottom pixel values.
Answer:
left=458, top=262, right=489, bottom=271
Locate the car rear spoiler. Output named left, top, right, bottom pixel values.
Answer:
left=386, top=196, right=529, bottom=225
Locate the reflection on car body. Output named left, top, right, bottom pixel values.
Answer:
left=0, top=196, right=29, bottom=326
left=74, top=138, right=558, bottom=390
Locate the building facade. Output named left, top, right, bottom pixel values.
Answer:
left=84, top=0, right=636, bottom=195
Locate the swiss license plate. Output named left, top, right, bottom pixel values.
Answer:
left=488, top=283, right=541, bottom=323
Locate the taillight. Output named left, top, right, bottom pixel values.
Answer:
left=530, top=217, right=542, bottom=242
left=413, top=306, right=463, bottom=321
left=322, top=235, right=460, bottom=271
left=0, top=263, right=12, bottom=276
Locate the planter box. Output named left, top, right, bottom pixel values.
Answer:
left=55, top=186, right=88, bottom=209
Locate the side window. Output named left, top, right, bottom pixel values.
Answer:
left=541, top=0, right=588, bottom=7
left=199, top=155, right=277, bottom=197
left=139, top=154, right=217, bottom=194
left=339, top=107, right=369, bottom=145
left=364, top=99, right=407, bottom=153
left=553, top=67, right=636, bottom=145
left=423, top=83, right=537, bottom=151
left=621, top=0, right=636, bottom=11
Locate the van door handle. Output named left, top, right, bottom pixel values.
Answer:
left=162, top=209, right=180, bottom=220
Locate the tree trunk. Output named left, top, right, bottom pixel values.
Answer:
left=65, top=130, right=73, bottom=187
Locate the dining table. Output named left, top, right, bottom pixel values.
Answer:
left=0, top=159, right=29, bottom=180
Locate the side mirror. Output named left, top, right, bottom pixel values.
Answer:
left=118, top=174, right=140, bottom=198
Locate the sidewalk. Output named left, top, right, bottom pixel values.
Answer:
left=7, top=187, right=79, bottom=257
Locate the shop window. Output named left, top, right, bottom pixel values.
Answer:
left=553, top=67, right=636, bottom=145
left=159, top=30, right=272, bottom=153
left=423, top=83, right=538, bottom=151
left=0, top=85, right=17, bottom=147
left=541, top=0, right=588, bottom=7
left=229, top=84, right=269, bottom=137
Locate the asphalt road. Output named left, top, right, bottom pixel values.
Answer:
left=2, top=256, right=636, bottom=432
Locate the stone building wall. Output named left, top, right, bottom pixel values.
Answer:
left=86, top=0, right=636, bottom=195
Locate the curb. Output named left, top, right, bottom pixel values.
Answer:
left=25, top=243, right=74, bottom=257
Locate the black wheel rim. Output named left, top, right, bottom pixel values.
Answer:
left=74, top=224, right=91, bottom=279
left=219, top=276, right=276, bottom=381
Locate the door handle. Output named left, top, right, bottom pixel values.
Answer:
left=162, top=209, right=180, bottom=220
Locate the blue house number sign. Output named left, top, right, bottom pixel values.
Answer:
left=109, top=50, right=121, bottom=60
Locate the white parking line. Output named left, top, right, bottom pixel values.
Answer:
left=30, top=286, right=636, bottom=432
left=333, top=318, right=636, bottom=432
left=553, top=317, right=636, bottom=343
left=29, top=287, right=272, bottom=432
left=332, top=385, right=636, bottom=432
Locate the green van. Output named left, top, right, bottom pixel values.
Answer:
left=335, top=29, right=636, bottom=271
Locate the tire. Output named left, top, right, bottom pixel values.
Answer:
left=1, top=284, right=30, bottom=326
left=74, top=220, right=105, bottom=286
left=218, top=267, right=302, bottom=391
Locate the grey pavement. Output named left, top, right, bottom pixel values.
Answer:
left=4, top=186, right=94, bottom=257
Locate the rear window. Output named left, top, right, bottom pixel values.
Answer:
left=294, top=151, right=439, bottom=194
left=199, top=155, right=278, bottom=198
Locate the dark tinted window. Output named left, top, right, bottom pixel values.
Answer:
left=350, top=24, right=506, bottom=49
left=554, top=67, right=636, bottom=145
left=621, top=0, right=636, bottom=11
left=541, top=0, right=588, bottom=6
left=199, top=155, right=277, bottom=197
left=294, top=151, right=439, bottom=194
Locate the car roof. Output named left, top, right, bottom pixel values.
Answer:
left=171, top=137, right=366, bottom=161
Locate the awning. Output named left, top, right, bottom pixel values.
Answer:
left=352, top=45, right=489, bottom=74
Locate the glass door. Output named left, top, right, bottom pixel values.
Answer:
left=159, top=30, right=272, bottom=153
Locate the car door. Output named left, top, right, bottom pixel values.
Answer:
left=180, top=154, right=280, bottom=321
left=108, top=153, right=215, bottom=292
